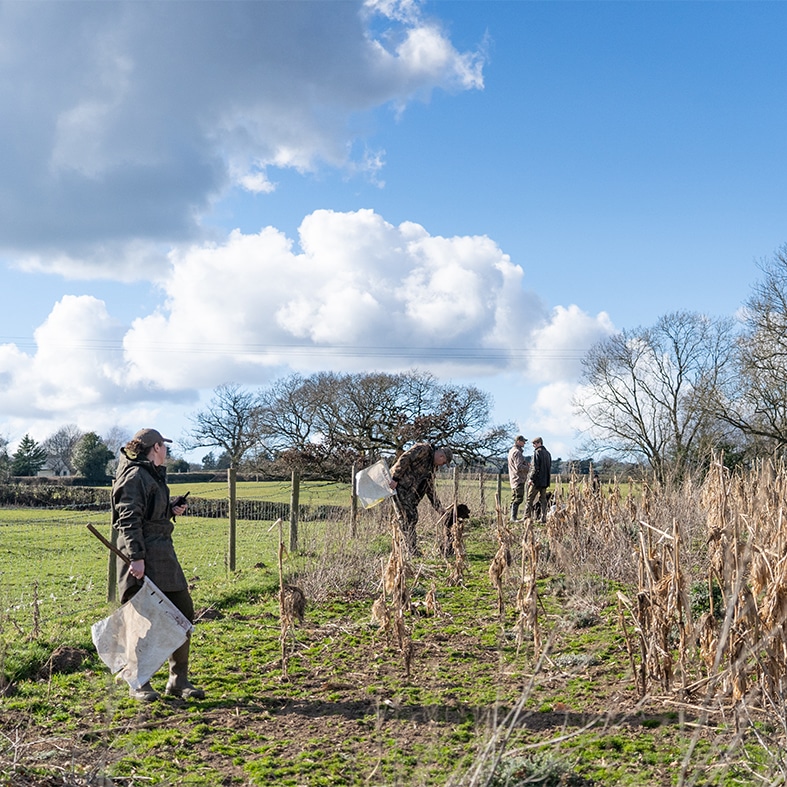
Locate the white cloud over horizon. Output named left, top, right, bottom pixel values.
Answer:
left=0, top=208, right=614, bottom=451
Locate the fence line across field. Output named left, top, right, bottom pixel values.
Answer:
left=0, top=468, right=505, bottom=623
left=0, top=467, right=505, bottom=520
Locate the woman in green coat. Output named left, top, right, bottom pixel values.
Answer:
left=112, top=428, right=204, bottom=702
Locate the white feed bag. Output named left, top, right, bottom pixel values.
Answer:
left=91, top=577, right=193, bottom=690
left=355, top=459, right=396, bottom=509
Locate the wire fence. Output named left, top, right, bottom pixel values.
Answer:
left=0, top=468, right=507, bottom=518
left=0, top=470, right=509, bottom=641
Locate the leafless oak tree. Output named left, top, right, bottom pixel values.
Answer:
left=256, top=370, right=511, bottom=469
left=574, top=311, right=736, bottom=484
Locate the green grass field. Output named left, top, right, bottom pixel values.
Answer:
left=0, top=475, right=494, bottom=639
left=177, top=479, right=354, bottom=505
left=0, top=508, right=287, bottom=686
left=0, top=479, right=779, bottom=786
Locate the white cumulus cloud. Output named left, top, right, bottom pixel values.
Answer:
left=0, top=209, right=614, bottom=449
left=0, top=1, right=485, bottom=278
left=122, top=209, right=542, bottom=384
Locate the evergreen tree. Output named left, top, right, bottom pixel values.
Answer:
left=168, top=457, right=190, bottom=473
left=72, top=432, right=114, bottom=483
left=11, top=434, right=48, bottom=476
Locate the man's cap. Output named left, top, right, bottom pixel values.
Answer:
left=133, top=428, right=172, bottom=448
left=439, top=447, right=453, bottom=464
left=516, top=435, right=526, bottom=443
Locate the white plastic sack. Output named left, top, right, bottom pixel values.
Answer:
left=355, top=459, right=396, bottom=509
left=91, top=577, right=193, bottom=690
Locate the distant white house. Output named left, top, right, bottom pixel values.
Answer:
left=37, top=458, right=71, bottom=477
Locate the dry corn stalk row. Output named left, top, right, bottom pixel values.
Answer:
left=614, top=457, right=787, bottom=710
left=546, top=475, right=643, bottom=585
left=513, top=520, right=541, bottom=657
left=373, top=519, right=414, bottom=677
left=446, top=504, right=469, bottom=587
left=365, top=462, right=787, bottom=712
left=372, top=496, right=464, bottom=677
left=619, top=517, right=691, bottom=697
left=275, top=517, right=305, bottom=681
left=425, top=581, right=440, bottom=617
left=697, top=460, right=782, bottom=704
left=488, top=501, right=514, bottom=619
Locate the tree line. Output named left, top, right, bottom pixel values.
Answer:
left=0, top=371, right=519, bottom=483
left=182, top=370, right=514, bottom=478
left=574, top=244, right=787, bottom=484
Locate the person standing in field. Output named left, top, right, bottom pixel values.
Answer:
left=507, top=435, right=529, bottom=521
left=388, top=443, right=453, bottom=555
left=525, top=436, right=552, bottom=524
left=112, top=428, right=204, bottom=702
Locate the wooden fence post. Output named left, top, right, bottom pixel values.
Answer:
left=497, top=470, right=503, bottom=509
left=289, top=468, right=300, bottom=552
left=228, top=466, right=237, bottom=571
left=479, top=470, right=485, bottom=514
left=350, top=461, right=358, bottom=538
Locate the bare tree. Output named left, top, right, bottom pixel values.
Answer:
left=716, top=245, right=787, bottom=453
left=252, top=372, right=345, bottom=476
left=318, top=371, right=430, bottom=456
left=574, top=311, right=737, bottom=484
left=183, top=383, right=266, bottom=570
left=185, top=383, right=266, bottom=464
left=259, top=372, right=333, bottom=452
left=42, top=424, right=84, bottom=475
left=256, top=370, right=511, bottom=469
left=422, top=383, right=511, bottom=463
left=103, top=425, right=131, bottom=457
left=103, top=425, right=132, bottom=476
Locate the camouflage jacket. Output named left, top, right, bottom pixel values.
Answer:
left=389, top=443, right=441, bottom=508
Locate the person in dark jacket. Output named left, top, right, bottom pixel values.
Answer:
left=524, top=436, right=552, bottom=523
left=388, top=443, right=452, bottom=554
left=112, top=428, right=204, bottom=702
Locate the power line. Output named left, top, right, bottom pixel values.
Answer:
left=0, top=336, right=588, bottom=362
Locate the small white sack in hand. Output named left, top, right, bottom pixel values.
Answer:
left=91, top=577, right=193, bottom=691
left=355, top=459, right=396, bottom=509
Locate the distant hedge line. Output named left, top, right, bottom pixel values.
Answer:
left=0, top=483, right=110, bottom=510
left=3, top=471, right=229, bottom=487
left=0, top=483, right=347, bottom=521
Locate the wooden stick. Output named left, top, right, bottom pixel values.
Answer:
left=86, top=523, right=131, bottom=565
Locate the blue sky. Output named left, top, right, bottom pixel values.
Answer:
left=1, top=0, right=785, bottom=463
